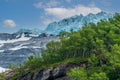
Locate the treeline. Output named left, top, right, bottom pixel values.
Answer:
left=11, top=13, right=120, bottom=80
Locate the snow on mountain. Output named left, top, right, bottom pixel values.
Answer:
left=0, top=67, right=8, bottom=73
left=0, top=34, right=59, bottom=68
left=44, top=12, right=113, bottom=34
left=16, top=28, right=42, bottom=35
left=0, top=44, right=4, bottom=47
left=8, top=43, right=41, bottom=51
left=0, top=50, right=4, bottom=53
left=0, top=34, right=31, bottom=44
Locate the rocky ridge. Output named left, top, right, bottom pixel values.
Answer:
left=4, top=62, right=87, bottom=80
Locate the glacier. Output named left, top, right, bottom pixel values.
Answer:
left=44, top=12, right=113, bottom=35
left=15, top=12, right=113, bottom=35
left=16, top=28, right=42, bottom=35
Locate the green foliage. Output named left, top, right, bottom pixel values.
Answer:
left=67, top=67, right=109, bottom=80
left=0, top=73, right=5, bottom=80
left=24, top=55, right=43, bottom=71
left=89, top=72, right=109, bottom=80
left=108, top=44, right=120, bottom=67
left=11, top=13, right=120, bottom=80
left=67, top=68, right=88, bottom=80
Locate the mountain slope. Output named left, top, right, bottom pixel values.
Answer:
left=0, top=33, right=59, bottom=68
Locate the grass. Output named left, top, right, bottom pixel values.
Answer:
left=0, top=73, right=5, bottom=80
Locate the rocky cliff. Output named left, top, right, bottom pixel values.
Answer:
left=4, top=62, right=87, bottom=80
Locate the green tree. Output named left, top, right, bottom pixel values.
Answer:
left=67, top=68, right=88, bottom=80
left=89, top=72, right=109, bottom=80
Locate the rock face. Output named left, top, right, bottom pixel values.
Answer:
left=5, top=63, right=87, bottom=80
left=0, top=33, right=17, bottom=40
